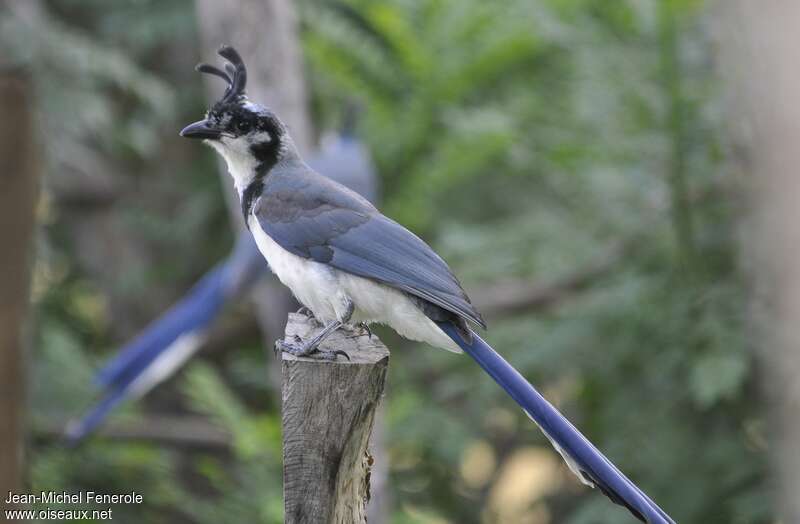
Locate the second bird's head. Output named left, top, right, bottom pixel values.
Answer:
left=180, top=45, right=292, bottom=190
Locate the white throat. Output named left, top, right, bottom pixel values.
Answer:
left=206, top=138, right=258, bottom=194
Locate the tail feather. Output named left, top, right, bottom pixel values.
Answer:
left=95, top=236, right=265, bottom=391
left=95, top=264, right=230, bottom=390
left=69, top=255, right=246, bottom=444
left=65, top=388, right=128, bottom=444
left=436, top=321, right=674, bottom=524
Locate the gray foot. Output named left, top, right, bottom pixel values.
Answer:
left=275, top=335, right=350, bottom=361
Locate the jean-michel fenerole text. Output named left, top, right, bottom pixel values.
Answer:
left=4, top=491, right=143, bottom=505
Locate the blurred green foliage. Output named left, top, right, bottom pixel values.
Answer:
left=5, top=0, right=767, bottom=522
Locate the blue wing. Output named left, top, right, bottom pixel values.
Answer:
left=255, top=171, right=485, bottom=328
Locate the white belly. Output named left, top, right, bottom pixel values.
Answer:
left=249, top=216, right=461, bottom=353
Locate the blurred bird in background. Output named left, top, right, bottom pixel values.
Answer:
left=67, top=111, right=378, bottom=443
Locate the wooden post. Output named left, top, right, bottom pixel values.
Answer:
left=280, top=313, right=389, bottom=524
left=0, top=69, right=39, bottom=502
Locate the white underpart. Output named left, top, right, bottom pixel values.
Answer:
left=249, top=216, right=462, bottom=353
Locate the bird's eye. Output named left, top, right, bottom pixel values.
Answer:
left=236, top=120, right=251, bottom=133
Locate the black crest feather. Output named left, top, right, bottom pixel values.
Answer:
left=195, top=45, right=248, bottom=104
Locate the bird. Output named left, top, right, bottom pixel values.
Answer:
left=180, top=45, right=674, bottom=523
left=67, top=121, right=380, bottom=443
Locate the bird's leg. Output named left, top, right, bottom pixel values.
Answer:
left=277, top=300, right=353, bottom=360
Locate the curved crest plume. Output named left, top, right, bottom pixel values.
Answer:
left=195, top=45, right=248, bottom=103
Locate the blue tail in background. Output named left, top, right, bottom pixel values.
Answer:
left=436, top=322, right=674, bottom=524
left=67, top=235, right=265, bottom=443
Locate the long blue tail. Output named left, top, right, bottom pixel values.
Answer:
left=436, top=322, right=674, bottom=524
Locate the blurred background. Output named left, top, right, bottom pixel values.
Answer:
left=1, top=0, right=792, bottom=522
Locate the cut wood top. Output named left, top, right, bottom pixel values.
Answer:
left=280, top=313, right=390, bottom=365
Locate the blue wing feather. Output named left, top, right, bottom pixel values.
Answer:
left=256, top=170, right=486, bottom=328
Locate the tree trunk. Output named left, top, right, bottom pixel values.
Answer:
left=717, top=2, right=800, bottom=520
left=0, top=68, right=39, bottom=505
left=194, top=0, right=312, bottom=345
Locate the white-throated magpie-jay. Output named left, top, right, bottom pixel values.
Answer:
left=179, top=46, right=674, bottom=523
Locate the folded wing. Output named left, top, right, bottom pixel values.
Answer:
left=255, top=173, right=485, bottom=328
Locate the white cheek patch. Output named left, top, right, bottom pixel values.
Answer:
left=251, top=130, right=272, bottom=143
left=220, top=135, right=249, bottom=153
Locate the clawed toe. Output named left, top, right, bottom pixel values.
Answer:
left=344, top=322, right=373, bottom=339
left=274, top=339, right=310, bottom=357
left=332, top=349, right=351, bottom=361
left=314, top=348, right=351, bottom=361
left=357, top=322, right=373, bottom=339
left=274, top=338, right=349, bottom=361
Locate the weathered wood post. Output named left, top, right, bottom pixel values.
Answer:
left=280, top=313, right=389, bottom=524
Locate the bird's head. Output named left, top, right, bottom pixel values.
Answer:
left=180, top=45, right=291, bottom=191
